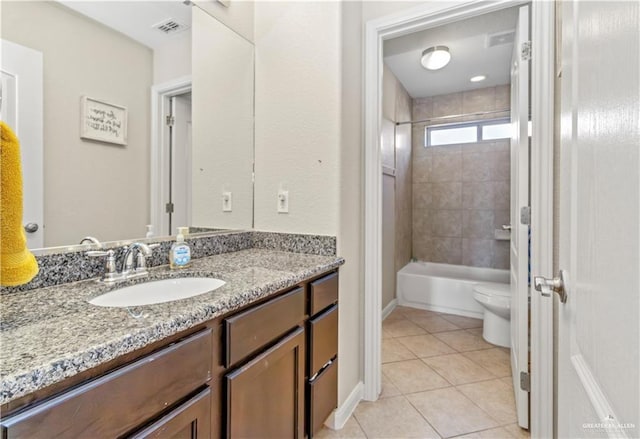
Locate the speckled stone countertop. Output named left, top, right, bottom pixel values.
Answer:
left=0, top=249, right=344, bottom=406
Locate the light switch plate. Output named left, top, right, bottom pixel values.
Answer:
left=222, top=191, right=232, bottom=212
left=277, top=190, right=289, bottom=213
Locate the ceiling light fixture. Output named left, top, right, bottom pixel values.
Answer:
left=421, top=46, right=451, bottom=71
left=470, top=75, right=487, bottom=82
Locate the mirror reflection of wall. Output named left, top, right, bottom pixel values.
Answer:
left=192, top=6, right=254, bottom=231
left=0, top=0, right=255, bottom=249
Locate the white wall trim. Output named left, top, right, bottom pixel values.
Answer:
left=530, top=2, right=556, bottom=438
left=150, top=76, right=192, bottom=237
left=363, top=15, right=383, bottom=402
left=324, top=381, right=363, bottom=430
left=381, top=299, right=398, bottom=321
left=364, top=2, right=554, bottom=435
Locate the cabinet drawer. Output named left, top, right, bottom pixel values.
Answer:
left=1, top=329, right=212, bottom=439
left=307, top=360, right=338, bottom=437
left=309, top=272, right=338, bottom=316
left=308, top=305, right=338, bottom=376
left=225, top=287, right=305, bottom=367
left=129, top=387, right=211, bottom=439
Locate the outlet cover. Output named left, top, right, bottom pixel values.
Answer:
left=222, top=191, right=232, bottom=212
left=277, top=190, right=289, bottom=213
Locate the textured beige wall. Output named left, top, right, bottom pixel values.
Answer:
left=2, top=1, right=152, bottom=247
left=253, top=2, right=340, bottom=236
left=412, top=86, right=511, bottom=268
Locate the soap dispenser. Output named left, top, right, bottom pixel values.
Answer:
left=170, top=227, right=191, bottom=269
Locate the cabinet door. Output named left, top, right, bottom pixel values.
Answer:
left=226, top=327, right=305, bottom=439
left=129, top=388, right=211, bottom=439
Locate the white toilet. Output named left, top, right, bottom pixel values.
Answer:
left=473, top=282, right=511, bottom=348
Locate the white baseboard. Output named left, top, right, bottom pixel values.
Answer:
left=381, top=298, right=398, bottom=321
left=324, top=381, right=364, bottom=430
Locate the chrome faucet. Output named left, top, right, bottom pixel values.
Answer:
left=79, top=236, right=103, bottom=249
left=87, top=242, right=159, bottom=285
left=121, top=242, right=159, bottom=279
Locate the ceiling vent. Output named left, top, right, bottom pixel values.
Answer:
left=486, top=30, right=515, bottom=48
left=153, top=19, right=189, bottom=35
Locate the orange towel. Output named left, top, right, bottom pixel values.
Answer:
left=1, top=121, right=39, bottom=286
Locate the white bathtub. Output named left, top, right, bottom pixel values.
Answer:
left=397, top=262, right=509, bottom=319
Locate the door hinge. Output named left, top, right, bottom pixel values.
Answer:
left=520, top=372, right=531, bottom=392
left=521, top=41, right=532, bottom=61
left=165, top=115, right=175, bottom=126
left=165, top=202, right=174, bottom=214
left=520, top=206, right=531, bottom=225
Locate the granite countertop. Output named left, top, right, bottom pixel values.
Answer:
left=0, top=248, right=344, bottom=406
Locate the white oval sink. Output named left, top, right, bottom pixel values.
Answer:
left=89, top=277, right=225, bottom=308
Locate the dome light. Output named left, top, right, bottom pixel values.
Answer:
left=420, top=46, right=451, bottom=71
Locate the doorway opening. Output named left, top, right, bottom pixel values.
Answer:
left=380, top=3, right=530, bottom=433
left=151, top=77, right=192, bottom=237
left=363, top=2, right=555, bottom=437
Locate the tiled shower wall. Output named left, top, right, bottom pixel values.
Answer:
left=411, top=86, right=511, bottom=269
left=382, top=64, right=413, bottom=310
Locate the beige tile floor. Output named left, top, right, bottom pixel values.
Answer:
left=317, top=306, right=531, bottom=439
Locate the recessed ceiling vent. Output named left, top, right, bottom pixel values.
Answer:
left=486, top=30, right=515, bottom=48
left=153, top=19, right=189, bottom=35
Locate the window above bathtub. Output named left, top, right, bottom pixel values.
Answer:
left=425, top=118, right=512, bottom=147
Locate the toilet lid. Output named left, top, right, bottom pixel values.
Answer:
left=473, top=282, right=511, bottom=297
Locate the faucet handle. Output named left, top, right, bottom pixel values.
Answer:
left=87, top=249, right=118, bottom=282
left=135, top=243, right=160, bottom=272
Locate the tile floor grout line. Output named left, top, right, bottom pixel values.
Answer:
left=453, top=381, right=514, bottom=429
left=401, top=392, right=446, bottom=439
left=350, top=410, right=369, bottom=439
left=418, top=353, right=509, bottom=381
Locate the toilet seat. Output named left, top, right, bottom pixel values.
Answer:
left=473, top=282, right=511, bottom=297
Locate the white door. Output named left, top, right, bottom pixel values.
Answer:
left=170, top=93, right=192, bottom=232
left=0, top=40, right=43, bottom=248
left=555, top=1, right=639, bottom=437
left=509, top=4, right=530, bottom=430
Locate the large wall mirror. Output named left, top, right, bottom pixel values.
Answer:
left=0, top=1, right=254, bottom=250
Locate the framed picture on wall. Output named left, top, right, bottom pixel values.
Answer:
left=80, top=96, right=128, bottom=145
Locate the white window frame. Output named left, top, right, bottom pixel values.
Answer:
left=425, top=117, right=511, bottom=147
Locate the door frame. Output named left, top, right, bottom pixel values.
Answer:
left=363, top=1, right=555, bottom=437
left=150, top=76, right=192, bottom=237
left=1, top=39, right=44, bottom=249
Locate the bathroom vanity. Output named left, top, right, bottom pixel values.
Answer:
left=0, top=247, right=342, bottom=438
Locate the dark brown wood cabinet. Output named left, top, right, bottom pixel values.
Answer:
left=306, top=273, right=339, bottom=438
left=130, top=388, right=212, bottom=439
left=225, top=328, right=305, bottom=438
